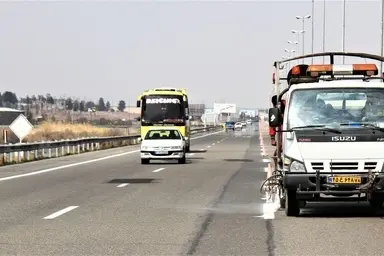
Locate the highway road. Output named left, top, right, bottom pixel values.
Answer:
left=0, top=124, right=383, bottom=255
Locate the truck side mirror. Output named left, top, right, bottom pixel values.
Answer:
left=136, top=100, right=141, bottom=107
left=268, top=107, right=281, bottom=127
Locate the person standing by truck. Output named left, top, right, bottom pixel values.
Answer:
left=269, top=95, right=285, bottom=146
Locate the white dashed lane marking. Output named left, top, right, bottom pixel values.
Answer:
left=152, top=168, right=165, bottom=173
left=43, top=206, right=79, bottom=220
left=117, top=183, right=129, bottom=188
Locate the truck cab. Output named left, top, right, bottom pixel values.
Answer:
left=269, top=56, right=384, bottom=216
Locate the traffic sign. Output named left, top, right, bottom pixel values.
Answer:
left=9, top=114, right=34, bottom=143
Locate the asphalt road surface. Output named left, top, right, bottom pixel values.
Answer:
left=0, top=125, right=383, bottom=255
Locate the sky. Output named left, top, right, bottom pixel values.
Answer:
left=0, top=0, right=381, bottom=109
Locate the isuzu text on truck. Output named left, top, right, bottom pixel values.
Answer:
left=268, top=52, right=384, bottom=216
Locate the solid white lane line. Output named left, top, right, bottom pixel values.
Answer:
left=0, top=130, right=225, bottom=182
left=0, top=150, right=140, bottom=182
left=152, top=168, right=165, bottom=173
left=188, top=153, right=195, bottom=156
left=43, top=206, right=79, bottom=219
left=117, top=183, right=129, bottom=188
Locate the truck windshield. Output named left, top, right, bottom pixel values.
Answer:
left=142, top=95, right=185, bottom=125
left=287, top=88, right=384, bottom=129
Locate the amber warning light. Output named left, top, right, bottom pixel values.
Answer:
left=306, top=64, right=378, bottom=77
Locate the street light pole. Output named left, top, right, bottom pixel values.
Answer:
left=342, top=0, right=346, bottom=63
left=292, top=30, right=304, bottom=64
left=381, top=0, right=384, bottom=73
left=302, top=18, right=305, bottom=58
left=296, top=15, right=311, bottom=63
left=323, top=0, right=326, bottom=63
left=311, top=0, right=314, bottom=64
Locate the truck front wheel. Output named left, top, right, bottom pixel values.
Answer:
left=285, top=190, right=300, bottom=216
left=369, top=194, right=384, bottom=209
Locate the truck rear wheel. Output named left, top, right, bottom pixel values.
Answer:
left=186, top=145, right=190, bottom=152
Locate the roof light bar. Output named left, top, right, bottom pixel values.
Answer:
left=307, top=64, right=378, bottom=77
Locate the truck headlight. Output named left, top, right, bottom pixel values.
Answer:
left=290, top=161, right=306, bottom=172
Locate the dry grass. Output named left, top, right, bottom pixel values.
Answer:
left=25, top=121, right=126, bottom=142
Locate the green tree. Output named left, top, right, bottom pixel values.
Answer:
left=98, top=97, right=106, bottom=111
left=2, top=91, right=18, bottom=108
left=106, top=101, right=111, bottom=111
left=73, top=100, right=80, bottom=111
left=65, top=98, right=73, bottom=110
left=46, top=93, right=55, bottom=104
left=118, top=100, right=126, bottom=112
left=79, top=101, right=86, bottom=112
left=85, top=101, right=95, bottom=110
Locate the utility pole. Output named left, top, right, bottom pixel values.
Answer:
left=342, top=0, right=346, bottom=64
left=311, top=0, right=315, bottom=64
left=323, top=0, right=326, bottom=63
left=381, top=0, right=384, bottom=73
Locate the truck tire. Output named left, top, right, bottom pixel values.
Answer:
left=141, top=159, right=150, bottom=164
left=280, top=196, right=286, bottom=209
left=178, top=155, right=186, bottom=164
left=285, top=190, right=300, bottom=216
left=186, top=145, right=190, bottom=152
left=369, top=194, right=384, bottom=209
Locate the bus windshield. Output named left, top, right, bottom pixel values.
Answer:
left=142, top=95, right=186, bottom=125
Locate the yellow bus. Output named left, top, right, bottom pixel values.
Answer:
left=137, top=87, right=191, bottom=152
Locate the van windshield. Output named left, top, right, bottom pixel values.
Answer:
left=287, top=88, right=384, bottom=129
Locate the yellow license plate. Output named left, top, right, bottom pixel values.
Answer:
left=327, top=176, right=361, bottom=184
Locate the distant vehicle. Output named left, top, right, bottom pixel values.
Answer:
left=234, top=122, right=242, bottom=129
left=241, top=121, right=247, bottom=127
left=246, top=120, right=252, bottom=125
left=225, top=121, right=235, bottom=131
left=140, top=127, right=186, bottom=164
left=137, top=87, right=191, bottom=152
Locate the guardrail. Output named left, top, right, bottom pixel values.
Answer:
left=0, top=126, right=222, bottom=166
